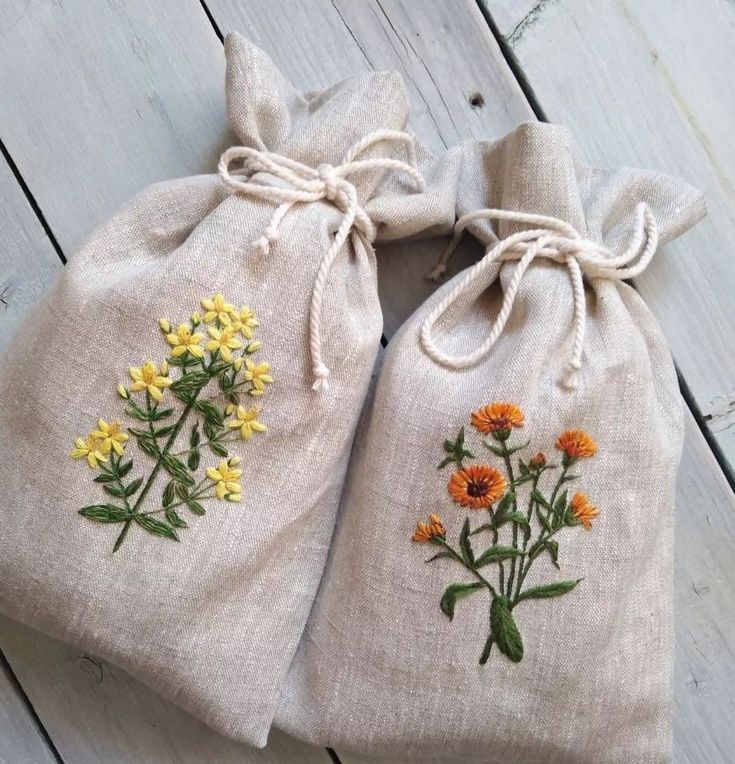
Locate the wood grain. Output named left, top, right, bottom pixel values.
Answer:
left=482, top=0, right=735, bottom=467
left=0, top=156, right=61, bottom=353
left=0, top=652, right=57, bottom=764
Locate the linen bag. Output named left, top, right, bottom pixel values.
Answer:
left=0, top=33, right=460, bottom=746
left=276, top=122, right=705, bottom=761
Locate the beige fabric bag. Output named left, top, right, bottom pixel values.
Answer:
left=276, top=123, right=705, bottom=761
left=0, top=33, right=460, bottom=746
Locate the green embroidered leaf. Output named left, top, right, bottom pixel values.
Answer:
left=218, top=372, right=234, bottom=391
left=474, top=545, right=523, bottom=567
left=103, top=484, right=127, bottom=499
left=194, top=400, right=224, bottom=426
left=187, top=449, right=200, bottom=471
left=494, top=492, right=515, bottom=524
left=162, top=480, right=176, bottom=508
left=203, top=419, right=219, bottom=441
left=117, top=459, right=133, bottom=478
left=506, top=512, right=530, bottom=527
left=459, top=518, right=474, bottom=565
left=437, top=456, right=454, bottom=470
left=161, top=454, right=195, bottom=485
left=438, top=427, right=475, bottom=469
left=512, top=473, right=535, bottom=486
left=553, top=490, right=568, bottom=517
left=79, top=505, right=131, bottom=523
left=483, top=441, right=506, bottom=457
left=490, top=596, right=523, bottom=662
left=137, top=435, right=160, bottom=458
left=175, top=483, right=190, bottom=500
left=93, top=473, right=116, bottom=484
left=227, top=392, right=239, bottom=406
left=545, top=539, right=560, bottom=569
left=535, top=505, right=551, bottom=532
left=125, top=401, right=151, bottom=421
left=123, top=477, right=143, bottom=497
left=440, top=582, right=484, bottom=620
left=425, top=551, right=452, bottom=563
left=468, top=522, right=494, bottom=536
left=150, top=407, right=174, bottom=421
left=165, top=507, right=189, bottom=529
left=135, top=515, right=179, bottom=541
left=186, top=499, right=206, bottom=516
left=531, top=490, right=552, bottom=509
left=516, top=579, right=581, bottom=603
left=209, top=442, right=229, bottom=457
left=503, top=439, right=530, bottom=456
left=171, top=370, right=210, bottom=395
left=153, top=424, right=176, bottom=438
left=518, top=459, right=529, bottom=476
left=190, top=423, right=201, bottom=448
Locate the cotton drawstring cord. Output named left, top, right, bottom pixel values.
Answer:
left=420, top=204, right=658, bottom=389
left=218, top=130, right=425, bottom=391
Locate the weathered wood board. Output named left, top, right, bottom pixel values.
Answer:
left=482, top=0, right=735, bottom=469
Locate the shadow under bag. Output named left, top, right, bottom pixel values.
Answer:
left=0, top=34, right=460, bottom=746
left=276, top=123, right=705, bottom=761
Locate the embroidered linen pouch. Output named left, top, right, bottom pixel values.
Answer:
left=276, top=123, right=705, bottom=760
left=0, top=34, right=460, bottom=746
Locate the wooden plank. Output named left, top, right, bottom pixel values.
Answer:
left=482, top=0, right=735, bottom=468
left=0, top=155, right=62, bottom=353
left=0, top=616, right=331, bottom=764
left=0, top=652, right=58, bottom=764
left=0, top=0, right=228, bottom=255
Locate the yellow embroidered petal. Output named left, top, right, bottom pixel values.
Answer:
left=171, top=345, right=187, bottom=357
left=153, top=376, right=172, bottom=388
left=251, top=421, right=267, bottom=433
left=239, top=423, right=253, bottom=440
left=215, top=481, right=227, bottom=500
left=189, top=344, right=204, bottom=358
left=149, top=386, right=164, bottom=402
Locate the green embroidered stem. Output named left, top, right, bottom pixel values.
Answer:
left=436, top=538, right=497, bottom=597
left=513, top=472, right=541, bottom=602
left=171, top=434, right=238, bottom=458
left=112, top=399, right=197, bottom=552
left=500, top=443, right=521, bottom=598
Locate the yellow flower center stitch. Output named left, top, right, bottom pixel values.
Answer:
left=227, top=405, right=267, bottom=440
left=206, top=460, right=243, bottom=501
left=166, top=324, right=204, bottom=358
left=91, top=419, right=130, bottom=456
left=70, top=436, right=108, bottom=469
left=229, top=306, right=259, bottom=339
left=244, top=359, right=273, bottom=395
left=206, top=325, right=244, bottom=362
left=201, top=293, right=235, bottom=325
left=129, top=361, right=173, bottom=402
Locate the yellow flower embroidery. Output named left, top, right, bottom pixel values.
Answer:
left=206, top=325, right=243, bottom=362
left=206, top=460, right=243, bottom=501
left=166, top=324, right=204, bottom=358
left=70, top=436, right=108, bottom=468
left=91, top=419, right=129, bottom=456
left=244, top=359, right=273, bottom=395
left=229, top=306, right=259, bottom=339
left=129, top=361, right=173, bottom=402
left=201, top=294, right=235, bottom=325
left=227, top=405, right=267, bottom=440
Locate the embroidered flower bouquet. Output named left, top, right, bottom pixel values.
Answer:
left=416, top=407, right=599, bottom=665
left=276, top=124, right=706, bottom=761
left=0, top=35, right=459, bottom=746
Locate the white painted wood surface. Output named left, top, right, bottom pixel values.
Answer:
left=483, top=0, right=735, bottom=467
left=0, top=0, right=732, bottom=762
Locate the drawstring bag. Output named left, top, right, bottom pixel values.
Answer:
left=276, top=122, right=705, bottom=760
left=0, top=33, right=460, bottom=746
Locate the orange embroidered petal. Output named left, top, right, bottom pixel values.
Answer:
left=412, top=513, right=446, bottom=542
left=529, top=452, right=546, bottom=469
left=448, top=464, right=507, bottom=509
left=555, top=429, right=597, bottom=460
left=570, top=492, right=599, bottom=530
left=471, top=402, right=524, bottom=435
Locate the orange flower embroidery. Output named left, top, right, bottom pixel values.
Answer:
left=412, top=514, right=446, bottom=542
left=471, top=402, right=524, bottom=435
left=448, top=464, right=507, bottom=509
left=529, top=452, right=546, bottom=469
left=570, top=492, right=599, bottom=529
left=555, top=429, right=597, bottom=461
